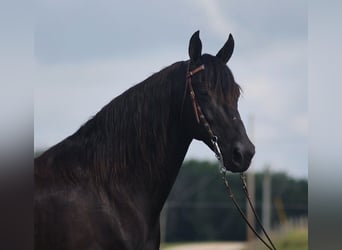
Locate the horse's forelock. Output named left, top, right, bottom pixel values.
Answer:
left=202, top=55, right=241, bottom=107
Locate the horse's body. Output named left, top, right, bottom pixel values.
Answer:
left=35, top=31, right=254, bottom=250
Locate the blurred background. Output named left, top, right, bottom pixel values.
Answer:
left=33, top=1, right=307, bottom=249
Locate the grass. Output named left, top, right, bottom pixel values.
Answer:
left=161, top=228, right=308, bottom=250
left=249, top=228, right=308, bottom=250
left=275, top=228, right=308, bottom=250
left=161, top=241, right=246, bottom=250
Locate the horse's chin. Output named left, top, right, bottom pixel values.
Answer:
left=223, top=159, right=251, bottom=173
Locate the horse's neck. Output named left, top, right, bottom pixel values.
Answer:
left=141, top=70, right=191, bottom=213
left=154, top=125, right=192, bottom=201
left=119, top=67, right=192, bottom=220
left=128, top=121, right=192, bottom=220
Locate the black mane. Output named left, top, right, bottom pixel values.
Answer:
left=36, top=61, right=187, bottom=186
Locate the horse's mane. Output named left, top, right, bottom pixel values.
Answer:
left=38, top=61, right=186, bottom=186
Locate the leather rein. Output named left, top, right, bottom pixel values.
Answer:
left=185, top=63, right=277, bottom=250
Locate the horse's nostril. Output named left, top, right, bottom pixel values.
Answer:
left=246, top=150, right=254, bottom=163
left=232, top=147, right=243, bottom=165
left=246, top=145, right=255, bottom=163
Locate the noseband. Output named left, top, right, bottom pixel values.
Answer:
left=185, top=63, right=277, bottom=250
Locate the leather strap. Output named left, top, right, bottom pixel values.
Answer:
left=186, top=64, right=205, bottom=123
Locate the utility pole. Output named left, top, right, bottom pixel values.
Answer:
left=262, top=165, right=271, bottom=232
left=246, top=115, right=255, bottom=244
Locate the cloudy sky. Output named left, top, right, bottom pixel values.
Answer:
left=34, top=0, right=307, bottom=178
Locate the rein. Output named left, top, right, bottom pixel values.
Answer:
left=185, top=63, right=277, bottom=250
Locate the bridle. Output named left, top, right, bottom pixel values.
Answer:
left=185, top=63, right=277, bottom=250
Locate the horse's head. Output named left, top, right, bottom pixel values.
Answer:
left=184, top=31, right=255, bottom=173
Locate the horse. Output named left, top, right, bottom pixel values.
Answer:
left=34, top=31, right=255, bottom=250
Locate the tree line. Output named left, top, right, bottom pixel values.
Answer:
left=164, top=160, right=308, bottom=242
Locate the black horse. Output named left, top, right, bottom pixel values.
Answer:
left=35, top=31, right=255, bottom=250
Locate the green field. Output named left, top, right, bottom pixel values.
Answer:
left=275, top=228, right=308, bottom=250
left=161, top=228, right=308, bottom=250
left=249, top=228, right=308, bottom=250
left=161, top=241, right=245, bottom=250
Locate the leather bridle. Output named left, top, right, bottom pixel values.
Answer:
left=185, top=63, right=277, bottom=250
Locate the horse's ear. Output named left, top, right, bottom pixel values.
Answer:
left=188, top=30, right=202, bottom=62
left=216, top=34, right=234, bottom=64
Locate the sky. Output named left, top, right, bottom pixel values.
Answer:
left=34, top=0, right=307, bottom=178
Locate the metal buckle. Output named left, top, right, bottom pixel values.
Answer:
left=211, top=136, right=227, bottom=174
